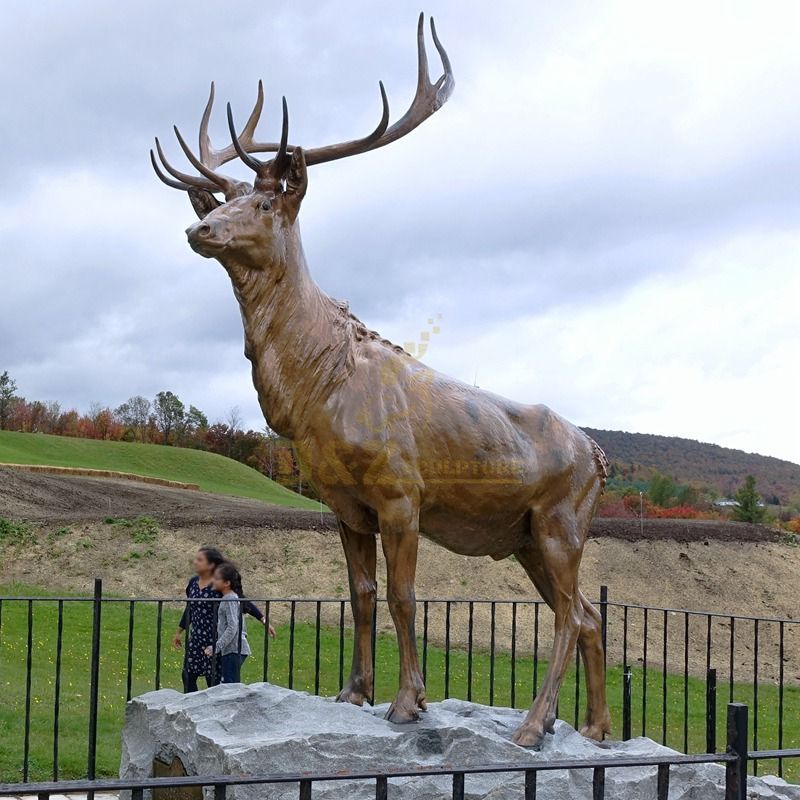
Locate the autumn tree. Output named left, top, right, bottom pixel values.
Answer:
left=0, top=371, right=18, bottom=430
left=733, top=475, right=766, bottom=523
left=116, top=395, right=152, bottom=442
left=153, top=391, right=185, bottom=444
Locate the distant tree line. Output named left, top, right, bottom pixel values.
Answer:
left=0, top=371, right=313, bottom=499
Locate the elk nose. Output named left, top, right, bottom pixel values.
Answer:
left=186, top=220, right=215, bottom=244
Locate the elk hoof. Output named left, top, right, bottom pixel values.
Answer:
left=384, top=687, right=426, bottom=724
left=580, top=717, right=612, bottom=742
left=511, top=722, right=546, bottom=749
left=336, top=681, right=371, bottom=706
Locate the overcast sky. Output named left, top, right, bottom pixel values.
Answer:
left=1, top=0, right=798, bottom=463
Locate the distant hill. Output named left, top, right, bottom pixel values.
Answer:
left=0, top=431, right=320, bottom=510
left=583, top=428, right=800, bottom=504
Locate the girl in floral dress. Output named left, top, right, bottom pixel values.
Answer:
left=171, top=547, right=275, bottom=691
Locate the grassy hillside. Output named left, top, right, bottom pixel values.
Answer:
left=0, top=431, right=320, bottom=509
left=584, top=428, right=800, bottom=504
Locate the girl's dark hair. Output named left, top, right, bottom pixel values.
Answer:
left=198, top=547, right=227, bottom=569
left=215, top=562, right=244, bottom=597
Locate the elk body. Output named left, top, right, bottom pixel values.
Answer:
left=152, top=15, right=611, bottom=747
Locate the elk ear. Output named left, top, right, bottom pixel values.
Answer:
left=188, top=189, right=222, bottom=220
left=283, top=147, right=307, bottom=220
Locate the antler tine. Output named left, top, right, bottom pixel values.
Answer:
left=198, top=82, right=216, bottom=167
left=201, top=81, right=272, bottom=170
left=150, top=149, right=199, bottom=192
left=270, top=97, right=291, bottom=178
left=174, top=125, right=234, bottom=193
left=226, top=102, right=269, bottom=177
left=367, top=13, right=454, bottom=148
left=301, top=82, right=390, bottom=166
left=301, top=14, right=453, bottom=166
left=152, top=137, right=221, bottom=193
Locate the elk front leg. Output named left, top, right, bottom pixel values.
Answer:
left=336, top=521, right=377, bottom=706
left=380, top=506, right=426, bottom=724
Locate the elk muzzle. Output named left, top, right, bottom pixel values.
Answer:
left=186, top=219, right=226, bottom=256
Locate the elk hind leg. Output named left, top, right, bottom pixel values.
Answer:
left=512, top=508, right=583, bottom=748
left=577, top=589, right=611, bottom=740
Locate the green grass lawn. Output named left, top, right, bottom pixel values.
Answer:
left=0, top=430, right=320, bottom=509
left=1, top=586, right=797, bottom=784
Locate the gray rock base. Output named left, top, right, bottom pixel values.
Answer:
left=121, top=682, right=799, bottom=799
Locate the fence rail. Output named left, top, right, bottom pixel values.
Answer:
left=2, top=705, right=797, bottom=800
left=0, top=582, right=798, bottom=785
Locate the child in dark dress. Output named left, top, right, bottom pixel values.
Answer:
left=172, top=547, right=275, bottom=692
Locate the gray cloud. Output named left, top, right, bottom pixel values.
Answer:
left=1, top=0, right=798, bottom=460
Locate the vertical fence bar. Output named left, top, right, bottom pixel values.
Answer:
left=263, top=601, right=271, bottom=683
left=510, top=602, right=517, bottom=708
left=314, top=601, right=322, bottom=696
left=662, top=609, right=668, bottom=745
left=752, top=619, right=758, bottom=776
left=574, top=645, right=580, bottom=729
left=592, top=766, right=605, bottom=800
left=729, top=616, right=735, bottom=702
left=371, top=602, right=377, bottom=687
left=214, top=783, right=226, bottom=800
left=87, top=577, right=103, bottom=792
left=299, top=779, right=312, bottom=800
left=599, top=585, right=608, bottom=664
left=725, top=703, right=748, bottom=800
left=642, top=607, right=648, bottom=738
left=683, top=612, right=689, bottom=753
left=622, top=604, right=628, bottom=669
left=375, top=775, right=388, bottom=800
left=211, top=603, right=219, bottom=686
left=52, top=599, right=64, bottom=780
left=705, top=614, right=712, bottom=677
left=622, top=667, right=632, bottom=741
left=288, top=600, right=296, bottom=690
left=656, top=764, right=670, bottom=800
left=155, top=600, right=163, bottom=690
left=524, top=769, right=537, bottom=800
left=23, top=599, right=33, bottom=782
left=338, top=601, right=345, bottom=692
left=452, top=772, right=465, bottom=800
left=422, top=600, right=429, bottom=685
left=778, top=621, right=784, bottom=778
left=532, top=603, right=539, bottom=699
left=444, top=601, right=451, bottom=699
left=467, top=601, right=474, bottom=702
left=126, top=601, right=135, bottom=702
left=489, top=602, right=496, bottom=706
left=706, top=668, right=717, bottom=754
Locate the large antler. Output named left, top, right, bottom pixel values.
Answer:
left=304, top=13, right=454, bottom=166
left=151, top=13, right=454, bottom=195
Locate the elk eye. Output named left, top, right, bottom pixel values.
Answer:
left=260, top=199, right=272, bottom=211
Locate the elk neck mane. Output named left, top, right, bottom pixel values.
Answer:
left=229, top=242, right=411, bottom=437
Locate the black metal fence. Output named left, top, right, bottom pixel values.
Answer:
left=0, top=580, right=798, bottom=785
left=0, top=705, right=797, bottom=800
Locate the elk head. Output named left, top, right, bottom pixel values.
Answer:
left=151, top=14, right=454, bottom=275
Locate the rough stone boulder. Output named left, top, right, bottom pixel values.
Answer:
left=121, top=682, right=799, bottom=799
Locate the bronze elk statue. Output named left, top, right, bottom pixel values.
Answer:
left=151, top=14, right=610, bottom=747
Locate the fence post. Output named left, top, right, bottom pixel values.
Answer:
left=725, top=703, right=748, bottom=800
left=599, top=585, right=608, bottom=664
left=706, top=668, right=717, bottom=753
left=87, top=577, right=103, bottom=791
left=622, top=667, right=632, bottom=741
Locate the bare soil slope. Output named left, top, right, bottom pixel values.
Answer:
left=1, top=469, right=797, bottom=682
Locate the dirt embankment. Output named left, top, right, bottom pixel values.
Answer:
left=0, top=467, right=778, bottom=542
left=1, top=468, right=797, bottom=682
